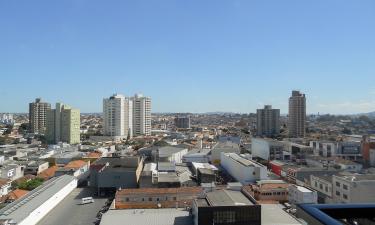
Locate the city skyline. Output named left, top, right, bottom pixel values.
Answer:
left=1, top=1, right=375, bottom=114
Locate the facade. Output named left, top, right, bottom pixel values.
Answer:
left=251, top=138, right=286, bottom=161
left=29, top=98, right=51, bottom=134
left=0, top=179, right=11, bottom=197
left=242, top=180, right=289, bottom=203
left=155, top=146, right=188, bottom=164
left=103, top=94, right=133, bottom=138
left=211, top=141, right=240, bottom=165
left=89, top=157, right=144, bottom=195
left=131, top=94, right=151, bottom=136
left=114, top=187, right=203, bottom=209
left=192, top=189, right=261, bottom=225
left=46, top=103, right=80, bottom=144
left=174, top=116, right=191, bottom=129
left=288, top=90, right=306, bottom=138
left=332, top=174, right=375, bottom=203
left=310, top=174, right=334, bottom=203
left=288, top=185, right=317, bottom=205
left=220, top=152, right=268, bottom=184
left=0, top=175, right=77, bottom=225
left=256, top=105, right=280, bottom=137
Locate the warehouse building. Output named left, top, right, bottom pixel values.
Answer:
left=0, top=175, right=77, bottom=225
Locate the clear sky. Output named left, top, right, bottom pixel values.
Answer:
left=1, top=0, right=375, bottom=114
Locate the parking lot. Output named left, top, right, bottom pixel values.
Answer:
left=37, top=188, right=110, bottom=225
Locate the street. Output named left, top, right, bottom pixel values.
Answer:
left=37, top=188, right=109, bottom=225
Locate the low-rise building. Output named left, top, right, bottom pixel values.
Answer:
left=154, top=146, right=188, bottom=164
left=114, top=187, right=203, bottom=209
left=0, top=179, right=11, bottom=197
left=0, top=175, right=77, bottom=225
left=220, top=152, right=268, bottom=184
left=210, top=141, right=240, bottom=165
left=100, top=208, right=192, bottom=225
left=251, top=138, right=286, bottom=161
left=288, top=184, right=317, bottom=205
left=192, top=189, right=261, bottom=225
left=332, top=173, right=375, bottom=203
left=23, top=161, right=49, bottom=176
left=242, top=180, right=289, bottom=203
left=89, top=157, right=144, bottom=195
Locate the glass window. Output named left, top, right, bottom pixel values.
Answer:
left=336, top=191, right=340, bottom=196
left=343, top=194, right=348, bottom=199
left=343, top=185, right=348, bottom=190
left=336, top=182, right=340, bottom=187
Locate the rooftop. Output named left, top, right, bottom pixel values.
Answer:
left=223, top=153, right=265, bottom=168
left=99, top=208, right=192, bottom=225
left=0, top=175, right=76, bottom=224
left=158, top=146, right=187, bottom=158
left=204, top=190, right=254, bottom=207
left=262, top=204, right=302, bottom=225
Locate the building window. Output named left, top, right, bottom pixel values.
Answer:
left=336, top=182, right=340, bottom=187
left=343, top=194, right=348, bottom=200
left=173, top=197, right=177, bottom=201
left=125, top=198, right=129, bottom=202
left=149, top=197, right=152, bottom=201
left=315, top=181, right=317, bottom=187
left=343, top=185, right=348, bottom=190
left=319, top=184, right=323, bottom=190
left=336, top=191, right=340, bottom=196
left=325, top=186, right=328, bottom=192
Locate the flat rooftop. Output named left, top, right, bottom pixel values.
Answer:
left=0, top=175, right=76, bottom=224
left=204, top=190, right=254, bottom=207
left=99, top=208, right=192, bottom=225
left=224, top=153, right=265, bottom=168
left=261, top=204, right=302, bottom=225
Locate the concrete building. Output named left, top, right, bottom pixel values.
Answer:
left=23, top=161, right=49, bottom=176
left=220, top=153, right=268, bottom=184
left=192, top=189, right=261, bottom=225
left=46, top=103, right=80, bottom=144
left=103, top=94, right=133, bottom=139
left=114, top=187, right=203, bottom=209
left=182, top=148, right=211, bottom=163
left=131, top=94, right=151, bottom=136
left=100, top=208, right=192, bottom=225
left=0, top=179, right=11, bottom=197
left=310, top=174, right=335, bottom=203
left=242, top=180, right=289, bottom=203
left=251, top=138, right=286, bottom=161
left=288, top=90, right=306, bottom=138
left=0, top=175, right=77, bottom=225
left=154, top=146, right=188, bottom=164
left=288, top=185, right=317, bottom=205
left=332, top=173, right=375, bottom=203
left=0, top=164, right=24, bottom=181
left=174, top=116, right=191, bottom=129
left=29, top=98, right=51, bottom=134
left=211, top=141, right=240, bottom=165
left=89, top=157, right=144, bottom=195
left=256, top=105, right=280, bottom=137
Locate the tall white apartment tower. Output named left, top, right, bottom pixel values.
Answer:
left=103, top=94, right=133, bottom=138
left=288, top=90, right=306, bottom=138
left=131, top=94, right=151, bottom=136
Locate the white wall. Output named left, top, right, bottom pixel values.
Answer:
left=18, top=178, right=77, bottom=225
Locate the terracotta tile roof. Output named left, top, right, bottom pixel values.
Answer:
left=0, top=178, right=10, bottom=187
left=8, top=189, right=29, bottom=200
left=65, top=160, right=87, bottom=169
left=87, top=152, right=102, bottom=158
left=37, top=166, right=58, bottom=180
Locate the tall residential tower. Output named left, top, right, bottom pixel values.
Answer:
left=29, top=98, right=51, bottom=134
left=288, top=90, right=306, bottom=138
left=256, top=105, right=280, bottom=137
left=46, top=103, right=80, bottom=144
left=131, top=94, right=151, bottom=136
left=103, top=94, right=133, bottom=138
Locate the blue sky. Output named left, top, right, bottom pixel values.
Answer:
left=1, top=0, right=375, bottom=114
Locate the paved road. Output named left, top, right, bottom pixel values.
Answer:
left=37, top=188, right=108, bottom=225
